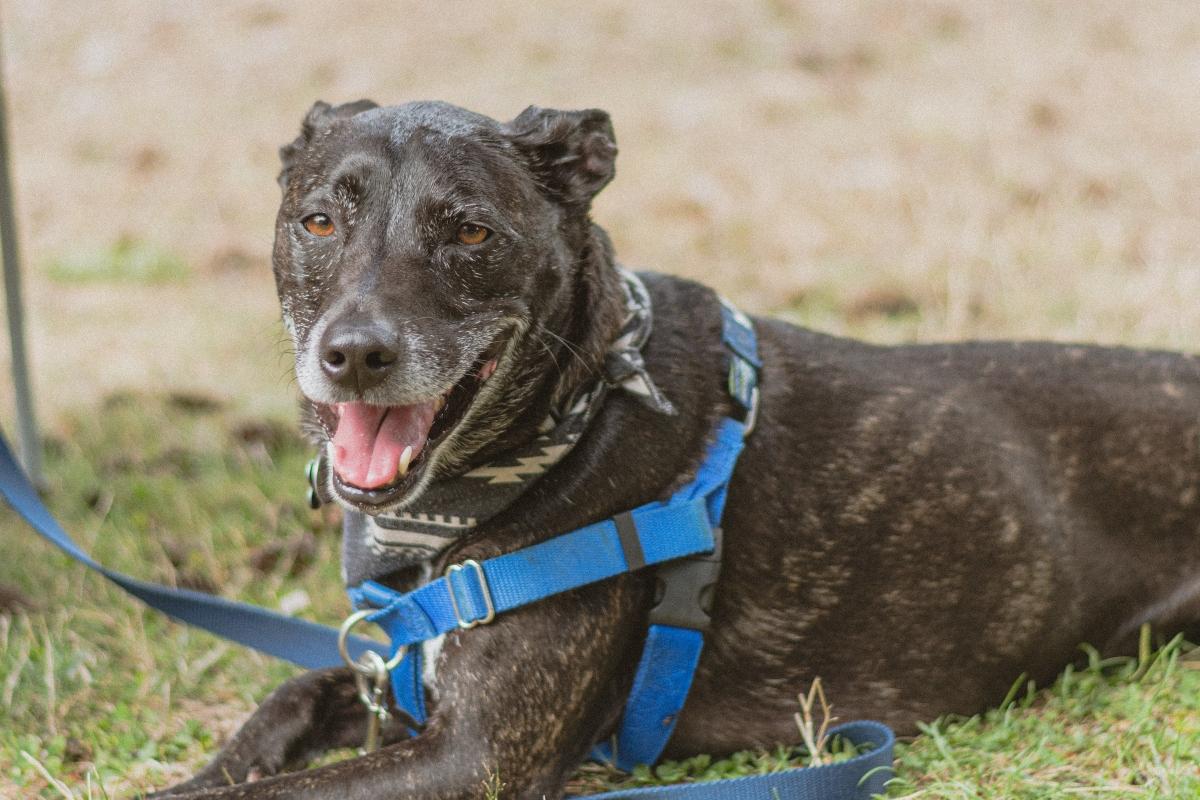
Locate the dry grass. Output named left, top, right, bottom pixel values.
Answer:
left=0, top=1, right=1197, bottom=424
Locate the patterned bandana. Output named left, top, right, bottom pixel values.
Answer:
left=342, top=270, right=675, bottom=587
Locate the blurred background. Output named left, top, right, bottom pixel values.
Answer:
left=3, top=3, right=1200, bottom=795
left=2, top=0, right=1198, bottom=427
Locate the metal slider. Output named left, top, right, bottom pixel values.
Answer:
left=445, top=559, right=496, bottom=629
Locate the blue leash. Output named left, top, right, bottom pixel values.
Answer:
left=0, top=430, right=383, bottom=668
left=583, top=720, right=894, bottom=800
left=0, top=299, right=895, bottom=798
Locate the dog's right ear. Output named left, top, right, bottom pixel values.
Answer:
left=502, top=106, right=617, bottom=208
left=278, top=99, right=378, bottom=190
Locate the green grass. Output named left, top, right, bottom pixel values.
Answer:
left=46, top=239, right=189, bottom=285
left=1, top=395, right=335, bottom=797
left=2, top=399, right=1198, bottom=798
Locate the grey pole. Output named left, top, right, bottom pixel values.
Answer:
left=0, top=19, right=41, bottom=485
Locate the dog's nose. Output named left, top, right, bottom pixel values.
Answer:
left=319, top=323, right=399, bottom=393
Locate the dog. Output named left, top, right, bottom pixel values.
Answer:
left=154, top=99, right=1200, bottom=799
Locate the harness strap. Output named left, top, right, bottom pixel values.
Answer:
left=602, top=303, right=758, bottom=769
left=349, top=494, right=717, bottom=646
left=594, top=624, right=705, bottom=767
left=598, top=421, right=743, bottom=769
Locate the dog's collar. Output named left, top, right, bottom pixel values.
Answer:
left=329, top=269, right=674, bottom=587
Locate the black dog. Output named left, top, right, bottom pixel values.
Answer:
left=156, top=100, right=1200, bottom=799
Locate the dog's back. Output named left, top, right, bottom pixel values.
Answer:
left=638, top=272, right=1200, bottom=747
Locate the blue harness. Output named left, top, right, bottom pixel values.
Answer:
left=0, top=299, right=895, bottom=799
left=350, top=300, right=762, bottom=767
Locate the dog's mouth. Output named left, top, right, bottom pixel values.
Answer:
left=315, top=339, right=507, bottom=508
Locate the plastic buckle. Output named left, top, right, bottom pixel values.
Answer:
left=648, top=527, right=724, bottom=631
left=445, top=559, right=496, bottom=629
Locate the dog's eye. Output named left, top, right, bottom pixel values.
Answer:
left=302, top=214, right=335, bottom=237
left=456, top=223, right=491, bottom=246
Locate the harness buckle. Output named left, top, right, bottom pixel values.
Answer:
left=445, top=559, right=496, bottom=629
left=648, top=527, right=724, bottom=632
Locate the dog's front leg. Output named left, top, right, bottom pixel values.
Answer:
left=149, top=667, right=411, bottom=797
left=149, top=581, right=639, bottom=800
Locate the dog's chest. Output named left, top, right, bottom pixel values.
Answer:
left=341, top=511, right=461, bottom=586
left=343, top=516, right=452, bottom=694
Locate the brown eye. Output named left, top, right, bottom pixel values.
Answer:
left=456, top=223, right=490, bottom=246
left=302, top=213, right=335, bottom=237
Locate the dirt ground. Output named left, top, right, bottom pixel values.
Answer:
left=0, top=1, right=1198, bottom=427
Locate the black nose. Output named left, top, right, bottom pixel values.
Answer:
left=319, top=321, right=399, bottom=393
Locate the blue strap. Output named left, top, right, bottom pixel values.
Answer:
left=604, top=625, right=705, bottom=768
left=604, top=419, right=744, bottom=770
left=579, top=721, right=895, bottom=800
left=0, top=431, right=383, bottom=669
left=605, top=304, right=759, bottom=770
left=351, top=495, right=717, bottom=650
left=390, top=646, right=426, bottom=728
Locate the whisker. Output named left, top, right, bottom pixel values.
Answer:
left=539, top=328, right=592, bottom=373
left=533, top=332, right=566, bottom=378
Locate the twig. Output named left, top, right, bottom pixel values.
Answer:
left=793, top=677, right=836, bottom=766
left=21, top=750, right=76, bottom=800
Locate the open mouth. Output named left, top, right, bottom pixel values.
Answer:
left=315, top=338, right=506, bottom=507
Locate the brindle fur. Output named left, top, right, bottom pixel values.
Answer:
left=153, top=101, right=1200, bottom=799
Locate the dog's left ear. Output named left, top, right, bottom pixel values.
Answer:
left=502, top=106, right=617, bottom=208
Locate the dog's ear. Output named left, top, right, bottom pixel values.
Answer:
left=502, top=106, right=617, bottom=208
left=278, top=99, right=379, bottom=190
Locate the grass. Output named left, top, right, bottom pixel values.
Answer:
left=888, top=640, right=1200, bottom=798
left=1, top=394, right=335, bottom=797
left=2, top=397, right=1199, bottom=798
left=46, top=238, right=190, bottom=286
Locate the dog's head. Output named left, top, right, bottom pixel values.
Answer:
left=273, top=100, right=624, bottom=513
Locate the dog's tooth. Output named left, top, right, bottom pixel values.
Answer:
left=435, top=396, right=446, bottom=412
left=398, top=445, right=414, bottom=477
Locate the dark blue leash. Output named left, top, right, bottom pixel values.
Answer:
left=584, top=720, right=894, bottom=800
left=0, top=300, right=895, bottom=798
left=0, top=431, right=383, bottom=668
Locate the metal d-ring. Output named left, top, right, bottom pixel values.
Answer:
left=305, top=454, right=327, bottom=509
left=337, top=608, right=407, bottom=675
left=742, top=386, right=760, bottom=436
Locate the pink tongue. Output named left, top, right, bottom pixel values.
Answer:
left=331, top=401, right=438, bottom=489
